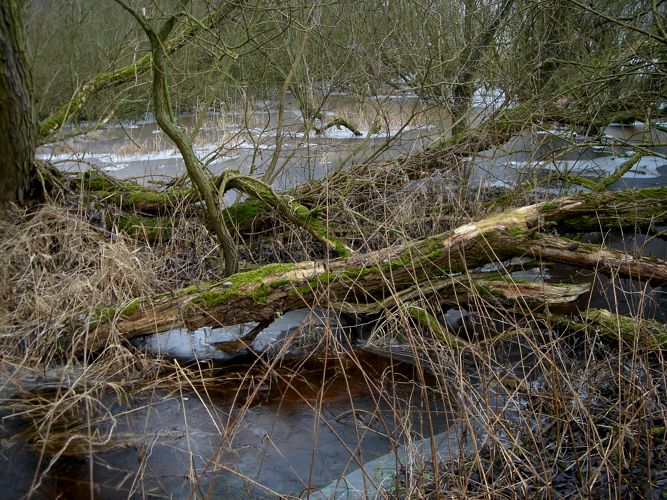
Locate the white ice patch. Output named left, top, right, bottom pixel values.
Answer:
left=534, top=126, right=582, bottom=139
left=372, top=93, right=420, bottom=100
left=36, top=151, right=84, bottom=162
left=37, top=149, right=184, bottom=163
left=236, top=141, right=273, bottom=150
left=480, top=179, right=513, bottom=189
left=293, top=124, right=427, bottom=140
left=473, top=88, right=510, bottom=111
left=102, top=164, right=127, bottom=172
left=38, top=140, right=253, bottom=169
left=138, top=324, right=258, bottom=361
left=111, top=121, right=139, bottom=129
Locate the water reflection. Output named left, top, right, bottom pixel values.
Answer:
left=0, top=354, right=452, bottom=498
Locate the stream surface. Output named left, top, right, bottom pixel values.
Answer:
left=37, top=93, right=447, bottom=191
left=16, top=94, right=667, bottom=498
left=0, top=353, right=452, bottom=498
left=38, top=94, right=667, bottom=191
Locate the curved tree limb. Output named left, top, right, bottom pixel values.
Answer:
left=314, top=118, right=362, bottom=137
left=39, top=1, right=243, bottom=141
left=217, top=170, right=352, bottom=257
left=115, top=1, right=349, bottom=275
left=116, top=0, right=240, bottom=275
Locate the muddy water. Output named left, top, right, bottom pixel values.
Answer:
left=0, top=355, right=452, bottom=499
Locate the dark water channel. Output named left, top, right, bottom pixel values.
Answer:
left=0, top=352, right=452, bottom=499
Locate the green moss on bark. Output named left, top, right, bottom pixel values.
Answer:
left=108, top=213, right=172, bottom=242
left=222, top=198, right=268, bottom=224
left=189, top=263, right=298, bottom=307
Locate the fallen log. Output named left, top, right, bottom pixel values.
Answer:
left=583, top=308, right=667, bottom=349
left=332, top=276, right=591, bottom=316
left=78, top=171, right=192, bottom=215
left=314, top=117, right=363, bottom=137
left=73, top=187, right=667, bottom=355
left=529, top=233, right=667, bottom=283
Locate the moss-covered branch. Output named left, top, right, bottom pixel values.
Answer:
left=333, top=276, right=590, bottom=315
left=583, top=308, right=667, bottom=349
left=73, top=187, right=667, bottom=355
left=77, top=171, right=192, bottom=214
left=217, top=170, right=352, bottom=257
left=105, top=212, right=173, bottom=242
left=116, top=0, right=241, bottom=274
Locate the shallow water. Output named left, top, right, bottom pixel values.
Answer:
left=37, top=93, right=447, bottom=191
left=468, top=122, right=667, bottom=191
left=0, top=354, right=452, bottom=498
left=38, top=94, right=667, bottom=200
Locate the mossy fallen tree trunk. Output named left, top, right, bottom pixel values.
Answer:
left=546, top=308, right=667, bottom=351
left=583, top=308, right=667, bottom=349
left=332, top=276, right=592, bottom=316
left=78, top=171, right=193, bottom=215
left=530, top=233, right=667, bottom=283
left=73, top=187, right=667, bottom=355
left=78, top=169, right=351, bottom=252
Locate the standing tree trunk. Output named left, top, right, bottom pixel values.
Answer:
left=0, top=0, right=37, bottom=217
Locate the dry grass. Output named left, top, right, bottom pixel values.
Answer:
left=0, top=205, right=160, bottom=363
left=0, top=200, right=221, bottom=476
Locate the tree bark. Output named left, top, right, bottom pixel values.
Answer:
left=0, top=0, right=37, bottom=217
left=75, top=187, right=667, bottom=355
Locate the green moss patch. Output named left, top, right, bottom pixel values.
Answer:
left=189, top=263, right=297, bottom=307
left=110, top=214, right=172, bottom=242
left=223, top=198, right=268, bottom=224
left=120, top=299, right=142, bottom=317
left=92, top=298, right=142, bottom=326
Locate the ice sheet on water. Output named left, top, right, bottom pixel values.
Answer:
left=293, top=124, right=430, bottom=140
left=37, top=142, right=244, bottom=166
left=37, top=148, right=183, bottom=163
left=135, top=323, right=259, bottom=361
left=372, top=93, right=420, bottom=100
left=507, top=155, right=666, bottom=179
left=102, top=164, right=127, bottom=172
